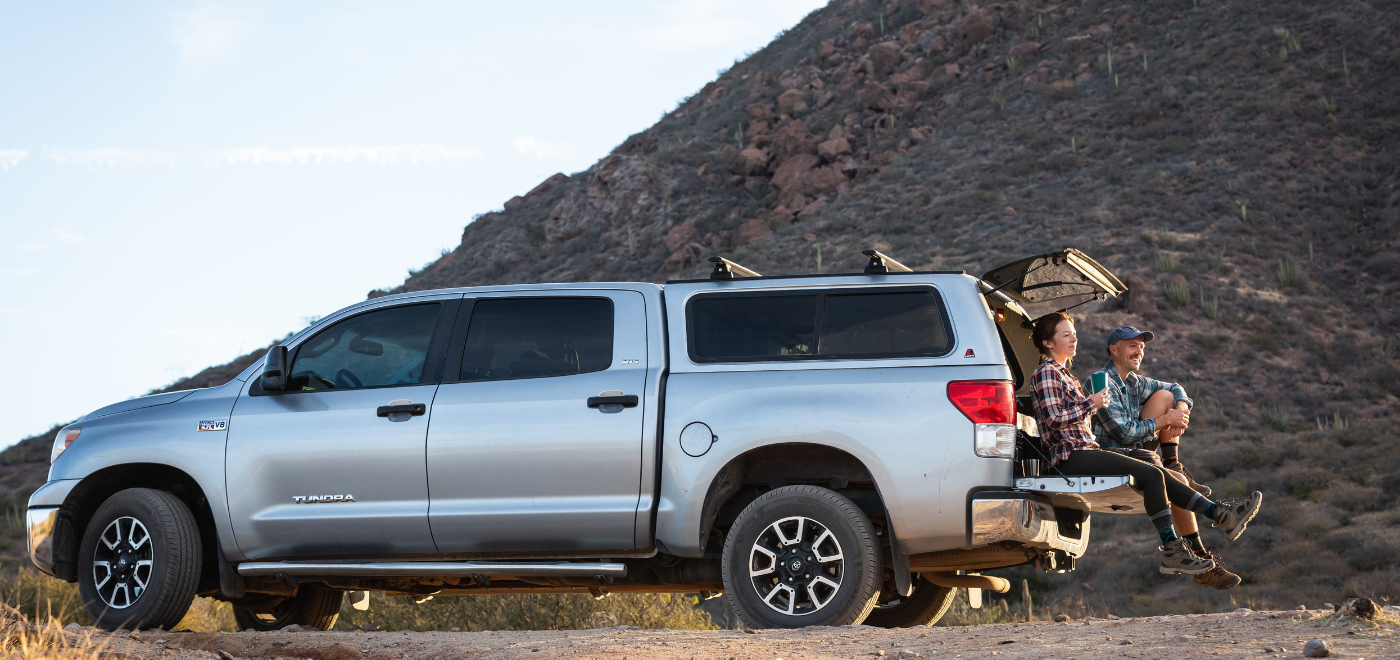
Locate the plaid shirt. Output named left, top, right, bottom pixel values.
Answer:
left=1090, top=361, right=1194, bottom=449
left=1030, top=357, right=1098, bottom=465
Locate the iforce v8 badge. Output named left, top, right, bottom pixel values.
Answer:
left=197, top=420, right=227, bottom=432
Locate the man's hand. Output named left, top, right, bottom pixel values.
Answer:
left=1159, top=408, right=1189, bottom=428
left=1088, top=389, right=1113, bottom=410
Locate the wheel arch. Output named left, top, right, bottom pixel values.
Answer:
left=54, top=463, right=221, bottom=593
left=695, top=443, right=888, bottom=553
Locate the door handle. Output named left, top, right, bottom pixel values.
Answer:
left=377, top=402, right=426, bottom=417
left=587, top=395, right=638, bottom=408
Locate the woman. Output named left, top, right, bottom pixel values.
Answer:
left=1028, top=312, right=1263, bottom=575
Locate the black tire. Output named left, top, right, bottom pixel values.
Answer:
left=862, top=575, right=956, bottom=628
left=232, top=585, right=343, bottom=631
left=78, top=488, right=201, bottom=631
left=721, top=486, right=882, bottom=628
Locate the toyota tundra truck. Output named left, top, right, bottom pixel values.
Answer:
left=28, top=248, right=1142, bottom=630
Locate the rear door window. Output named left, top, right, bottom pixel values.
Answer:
left=457, top=298, right=613, bottom=381
left=688, top=288, right=953, bottom=362
left=287, top=303, right=442, bottom=391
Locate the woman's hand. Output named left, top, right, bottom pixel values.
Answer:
left=1088, top=389, right=1113, bottom=410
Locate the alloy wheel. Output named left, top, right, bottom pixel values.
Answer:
left=748, top=515, right=844, bottom=616
left=92, top=517, right=153, bottom=610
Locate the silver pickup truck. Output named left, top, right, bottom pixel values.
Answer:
left=29, top=249, right=1142, bottom=631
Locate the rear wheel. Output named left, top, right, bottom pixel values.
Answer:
left=862, top=574, right=956, bottom=628
left=721, top=486, right=882, bottom=628
left=78, top=488, right=201, bottom=631
left=232, top=585, right=343, bottom=631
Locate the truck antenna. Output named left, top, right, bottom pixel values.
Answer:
left=708, top=256, right=762, bottom=280
left=862, top=249, right=913, bottom=274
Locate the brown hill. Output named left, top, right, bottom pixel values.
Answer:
left=13, top=0, right=1399, bottom=618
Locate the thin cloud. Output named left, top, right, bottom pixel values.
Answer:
left=637, top=0, right=824, bottom=52
left=172, top=4, right=252, bottom=62
left=52, top=227, right=84, bottom=243
left=209, top=144, right=482, bottom=167
left=512, top=136, right=577, bottom=161
left=41, top=148, right=180, bottom=169
left=0, top=150, right=28, bottom=171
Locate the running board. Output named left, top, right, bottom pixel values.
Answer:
left=236, top=561, right=628, bottom=578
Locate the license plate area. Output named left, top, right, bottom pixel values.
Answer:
left=1014, top=475, right=1143, bottom=514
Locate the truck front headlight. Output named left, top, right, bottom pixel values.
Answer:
left=973, top=423, right=1016, bottom=459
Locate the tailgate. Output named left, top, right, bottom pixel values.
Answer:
left=1014, top=475, right=1144, bottom=514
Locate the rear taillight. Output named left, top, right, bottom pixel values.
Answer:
left=51, top=427, right=80, bottom=464
left=947, top=380, right=1016, bottom=459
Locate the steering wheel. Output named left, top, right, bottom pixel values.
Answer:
left=334, top=368, right=364, bottom=389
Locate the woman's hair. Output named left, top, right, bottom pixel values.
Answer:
left=1032, top=312, right=1075, bottom=358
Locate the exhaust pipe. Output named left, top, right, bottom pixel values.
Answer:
left=924, top=572, right=1011, bottom=593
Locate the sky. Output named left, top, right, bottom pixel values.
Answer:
left=0, top=0, right=828, bottom=446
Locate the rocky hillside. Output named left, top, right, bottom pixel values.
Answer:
left=12, top=0, right=1399, bottom=617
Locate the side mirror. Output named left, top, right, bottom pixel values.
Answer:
left=262, top=346, right=288, bottom=393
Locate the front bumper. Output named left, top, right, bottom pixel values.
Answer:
left=970, top=492, right=1089, bottom=557
left=27, top=507, right=58, bottom=577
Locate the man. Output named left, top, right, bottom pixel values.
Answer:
left=1091, top=326, right=1241, bottom=590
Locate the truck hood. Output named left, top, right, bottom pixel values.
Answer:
left=79, top=389, right=198, bottom=421
left=982, top=249, right=1125, bottom=320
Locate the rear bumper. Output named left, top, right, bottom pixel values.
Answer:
left=970, top=492, right=1089, bottom=557
left=27, top=507, right=58, bottom=577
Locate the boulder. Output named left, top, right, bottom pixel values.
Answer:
left=960, top=11, right=996, bottom=45
left=1009, top=40, right=1042, bottom=59
left=771, top=154, right=822, bottom=192
left=1303, top=639, right=1331, bottom=657
left=869, top=42, right=903, bottom=75
left=818, top=40, right=837, bottom=57
left=853, top=22, right=876, bottom=40
left=859, top=83, right=896, bottom=110
left=1124, top=275, right=1158, bottom=316
left=664, top=222, right=703, bottom=252
left=777, top=89, right=807, bottom=115
left=925, top=35, right=947, bottom=55
left=746, top=71, right=775, bottom=97
left=719, top=145, right=741, bottom=173
left=912, top=0, right=944, bottom=15
left=503, top=195, right=525, bottom=211
left=817, top=137, right=853, bottom=161
left=735, top=217, right=774, bottom=246
left=703, top=85, right=728, bottom=105
left=1049, top=79, right=1075, bottom=92
left=770, top=120, right=818, bottom=163
left=944, top=63, right=962, bottom=77
left=804, top=166, right=847, bottom=194
left=737, top=148, right=772, bottom=175
left=899, top=23, right=925, bottom=45
left=526, top=173, right=568, bottom=198
left=746, top=103, right=774, bottom=121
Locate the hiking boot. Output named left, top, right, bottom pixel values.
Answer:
left=1160, top=538, right=1215, bottom=575
left=1193, top=552, right=1241, bottom=590
left=1164, top=460, right=1212, bottom=497
left=1213, top=491, right=1264, bottom=541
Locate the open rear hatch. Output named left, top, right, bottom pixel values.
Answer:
left=982, top=248, right=1126, bottom=320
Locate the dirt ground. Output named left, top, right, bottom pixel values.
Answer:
left=72, top=608, right=1399, bottom=660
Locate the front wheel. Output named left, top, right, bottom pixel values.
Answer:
left=862, top=575, right=956, bottom=628
left=77, top=488, right=202, bottom=631
left=232, top=585, right=343, bottom=631
left=721, top=486, right=882, bottom=628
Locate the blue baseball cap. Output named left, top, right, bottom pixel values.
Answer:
left=1106, top=326, right=1155, bottom=350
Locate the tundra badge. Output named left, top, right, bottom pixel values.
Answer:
left=197, top=420, right=227, bottom=432
left=293, top=494, right=356, bottom=504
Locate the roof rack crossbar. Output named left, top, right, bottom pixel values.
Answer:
left=862, top=249, right=913, bottom=274
left=708, top=256, right=762, bottom=280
